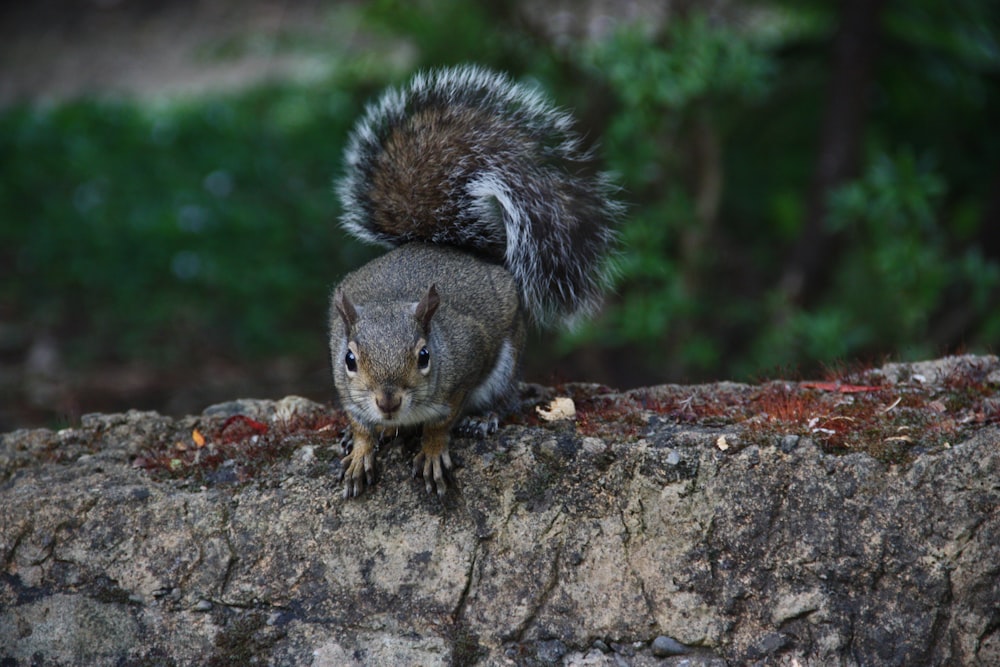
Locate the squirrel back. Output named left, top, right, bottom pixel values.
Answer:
left=337, top=65, right=621, bottom=327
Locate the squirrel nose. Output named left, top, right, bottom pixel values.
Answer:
left=376, top=390, right=402, bottom=416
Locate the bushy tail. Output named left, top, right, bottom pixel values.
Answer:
left=337, top=65, right=621, bottom=327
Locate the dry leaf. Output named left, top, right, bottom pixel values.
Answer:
left=537, top=396, right=576, bottom=421
left=192, top=428, right=206, bottom=448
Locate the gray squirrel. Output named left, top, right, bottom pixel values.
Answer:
left=330, top=65, right=620, bottom=498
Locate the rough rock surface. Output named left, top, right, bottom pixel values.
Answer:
left=2, top=356, right=999, bottom=666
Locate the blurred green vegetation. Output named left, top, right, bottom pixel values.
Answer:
left=1, top=0, right=998, bottom=411
left=1, top=86, right=371, bottom=367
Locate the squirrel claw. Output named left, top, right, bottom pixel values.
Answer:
left=412, top=450, right=453, bottom=497
left=338, top=430, right=354, bottom=457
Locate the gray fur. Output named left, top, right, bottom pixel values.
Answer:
left=330, top=244, right=526, bottom=427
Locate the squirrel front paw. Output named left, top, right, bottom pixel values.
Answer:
left=340, top=434, right=376, bottom=499
left=412, top=448, right=453, bottom=497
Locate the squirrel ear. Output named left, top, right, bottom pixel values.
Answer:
left=335, top=290, right=359, bottom=333
left=414, top=284, right=440, bottom=331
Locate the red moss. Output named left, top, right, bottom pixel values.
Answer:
left=220, top=415, right=269, bottom=443
left=134, top=406, right=347, bottom=484
left=566, top=385, right=646, bottom=439
left=132, top=357, right=997, bottom=479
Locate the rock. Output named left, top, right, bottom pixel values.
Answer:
left=592, top=639, right=610, bottom=653
left=779, top=433, right=800, bottom=452
left=651, top=635, right=688, bottom=657
left=536, top=638, right=568, bottom=662
left=1, top=356, right=998, bottom=666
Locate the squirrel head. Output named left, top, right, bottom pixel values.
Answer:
left=332, top=285, right=446, bottom=425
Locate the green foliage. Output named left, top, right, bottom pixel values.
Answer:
left=0, top=81, right=373, bottom=365
left=362, top=0, right=510, bottom=65
left=1, top=0, right=997, bottom=392
left=580, top=14, right=782, bottom=375
left=818, top=149, right=998, bottom=354
left=596, top=15, right=774, bottom=112
left=580, top=4, right=1000, bottom=380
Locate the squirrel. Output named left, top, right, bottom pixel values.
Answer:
left=329, top=65, right=620, bottom=498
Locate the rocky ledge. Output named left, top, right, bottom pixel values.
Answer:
left=2, top=355, right=999, bottom=666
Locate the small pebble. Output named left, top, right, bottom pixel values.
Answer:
left=780, top=434, right=800, bottom=453
left=581, top=437, right=606, bottom=455
left=755, top=632, right=789, bottom=655
left=610, top=642, right=634, bottom=657
left=192, top=599, right=213, bottom=612
left=535, top=639, right=567, bottom=663
left=651, top=635, right=689, bottom=657
left=592, top=639, right=610, bottom=653
left=666, top=449, right=680, bottom=465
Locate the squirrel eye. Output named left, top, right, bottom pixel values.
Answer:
left=417, top=346, right=430, bottom=370
left=344, top=350, right=358, bottom=373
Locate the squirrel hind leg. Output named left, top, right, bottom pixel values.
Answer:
left=466, top=337, right=522, bottom=413
left=454, top=412, right=500, bottom=439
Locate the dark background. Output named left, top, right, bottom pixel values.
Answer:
left=2, top=0, right=998, bottom=430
